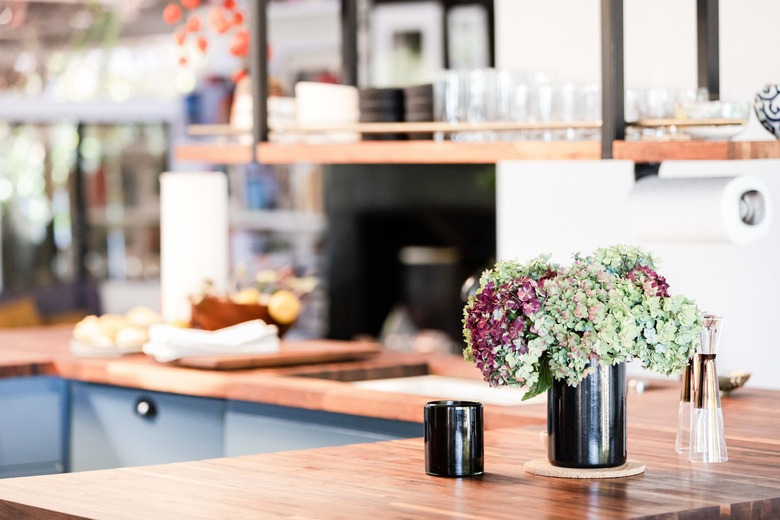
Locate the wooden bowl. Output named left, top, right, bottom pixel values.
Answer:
left=189, top=295, right=293, bottom=336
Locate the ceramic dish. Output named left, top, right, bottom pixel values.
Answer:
left=718, top=370, right=751, bottom=394
left=676, top=100, right=750, bottom=141
left=682, top=124, right=747, bottom=140
left=70, top=339, right=144, bottom=358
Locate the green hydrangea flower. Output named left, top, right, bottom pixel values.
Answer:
left=462, top=244, right=703, bottom=400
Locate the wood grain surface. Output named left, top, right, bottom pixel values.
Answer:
left=0, top=327, right=777, bottom=518
left=175, top=139, right=780, bottom=166
left=0, top=405, right=778, bottom=519
left=613, top=140, right=780, bottom=162
left=172, top=340, right=381, bottom=370
left=175, top=140, right=602, bottom=165
left=0, top=326, right=546, bottom=428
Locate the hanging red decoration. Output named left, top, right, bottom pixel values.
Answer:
left=185, top=14, right=201, bottom=32
left=208, top=6, right=230, bottom=34
left=229, top=29, right=249, bottom=57
left=163, top=0, right=251, bottom=79
left=163, top=3, right=182, bottom=25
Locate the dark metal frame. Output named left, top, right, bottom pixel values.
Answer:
left=697, top=0, right=720, bottom=100
left=368, top=0, right=495, bottom=68
left=600, top=0, right=624, bottom=159
left=601, top=0, right=720, bottom=160
left=441, top=0, right=495, bottom=69
left=248, top=0, right=496, bottom=150
left=74, top=122, right=89, bottom=285
left=249, top=0, right=719, bottom=162
left=340, top=0, right=359, bottom=86
left=248, top=0, right=269, bottom=158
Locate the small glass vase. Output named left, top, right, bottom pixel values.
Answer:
left=689, top=314, right=728, bottom=463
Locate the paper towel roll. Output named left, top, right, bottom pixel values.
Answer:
left=160, top=172, right=229, bottom=323
left=629, top=175, right=773, bottom=244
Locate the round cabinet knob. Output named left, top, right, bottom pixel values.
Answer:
left=135, top=396, right=158, bottom=419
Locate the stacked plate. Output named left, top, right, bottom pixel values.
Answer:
left=403, top=84, right=434, bottom=140
left=294, top=82, right=360, bottom=143
left=359, top=87, right=406, bottom=141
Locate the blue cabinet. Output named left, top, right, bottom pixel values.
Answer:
left=0, top=376, right=67, bottom=478
left=224, top=400, right=422, bottom=456
left=69, top=382, right=225, bottom=472
left=0, top=377, right=422, bottom=473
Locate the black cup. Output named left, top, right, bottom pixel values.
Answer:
left=424, top=400, right=484, bottom=477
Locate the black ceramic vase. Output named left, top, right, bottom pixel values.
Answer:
left=547, top=360, right=627, bottom=468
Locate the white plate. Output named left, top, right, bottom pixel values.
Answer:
left=682, top=124, right=746, bottom=140
left=69, top=339, right=143, bottom=358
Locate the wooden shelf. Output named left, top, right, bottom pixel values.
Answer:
left=176, top=139, right=780, bottom=165
left=613, top=140, right=780, bottom=161
left=176, top=140, right=602, bottom=164
left=175, top=142, right=255, bottom=164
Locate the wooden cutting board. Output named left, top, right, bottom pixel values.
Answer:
left=172, top=339, right=382, bottom=370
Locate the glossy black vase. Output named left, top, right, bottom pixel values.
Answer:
left=547, top=360, right=627, bottom=468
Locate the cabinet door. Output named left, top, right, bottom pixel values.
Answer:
left=224, top=400, right=422, bottom=456
left=0, top=376, right=67, bottom=478
left=69, top=382, right=225, bottom=472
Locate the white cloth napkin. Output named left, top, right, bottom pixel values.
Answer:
left=142, top=320, right=280, bottom=362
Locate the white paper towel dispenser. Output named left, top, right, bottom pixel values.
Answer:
left=628, top=175, right=773, bottom=244
left=160, top=172, right=229, bottom=323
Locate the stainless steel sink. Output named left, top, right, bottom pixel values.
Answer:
left=351, top=375, right=546, bottom=406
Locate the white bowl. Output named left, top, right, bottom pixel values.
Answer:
left=676, top=101, right=750, bottom=140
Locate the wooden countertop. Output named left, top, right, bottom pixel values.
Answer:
left=0, top=326, right=766, bottom=433
left=0, top=407, right=778, bottom=519
left=0, top=326, right=778, bottom=518
left=0, top=325, right=549, bottom=429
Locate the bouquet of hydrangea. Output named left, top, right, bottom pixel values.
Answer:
left=463, top=244, right=702, bottom=400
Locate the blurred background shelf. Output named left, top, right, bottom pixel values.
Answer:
left=175, top=139, right=780, bottom=165
left=0, top=97, right=183, bottom=124
left=229, top=209, right=326, bottom=234
left=87, top=208, right=324, bottom=234
left=176, top=140, right=602, bottom=164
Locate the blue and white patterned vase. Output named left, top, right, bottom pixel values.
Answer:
left=754, top=85, right=780, bottom=139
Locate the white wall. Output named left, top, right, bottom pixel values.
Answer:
left=495, top=0, right=780, bottom=95
left=494, top=1, right=780, bottom=389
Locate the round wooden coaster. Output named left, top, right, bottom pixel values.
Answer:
left=524, top=459, right=645, bottom=479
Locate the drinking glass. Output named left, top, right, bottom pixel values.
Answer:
left=674, top=358, right=693, bottom=454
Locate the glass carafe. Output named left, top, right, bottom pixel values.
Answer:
left=674, top=358, right=693, bottom=454
left=689, top=314, right=728, bottom=463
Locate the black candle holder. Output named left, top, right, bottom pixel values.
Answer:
left=424, top=400, right=484, bottom=477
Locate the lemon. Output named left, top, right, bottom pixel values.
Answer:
left=232, top=287, right=261, bottom=305
left=267, top=290, right=301, bottom=325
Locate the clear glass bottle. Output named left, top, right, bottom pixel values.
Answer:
left=674, top=358, right=693, bottom=454
left=689, top=314, right=728, bottom=463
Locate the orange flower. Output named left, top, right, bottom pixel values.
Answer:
left=208, top=6, right=230, bottom=34
left=229, top=29, right=249, bottom=57
left=174, top=29, right=186, bottom=46
left=185, top=14, right=201, bottom=32
left=162, top=3, right=182, bottom=24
